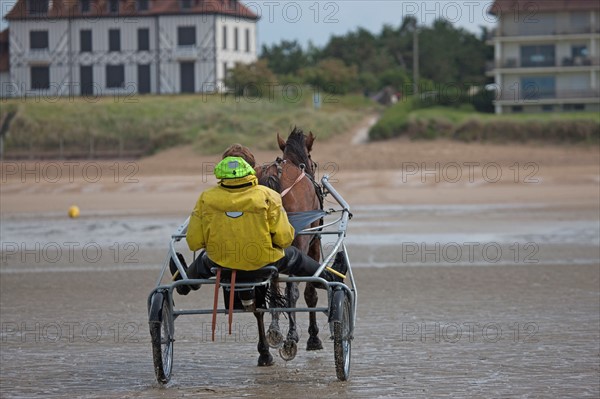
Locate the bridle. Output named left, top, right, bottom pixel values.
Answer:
left=260, top=156, right=324, bottom=208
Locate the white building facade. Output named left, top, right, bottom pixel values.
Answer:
left=1, top=0, right=258, bottom=98
left=487, top=0, right=600, bottom=114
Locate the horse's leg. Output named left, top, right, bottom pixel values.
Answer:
left=285, top=281, right=300, bottom=343
left=306, top=235, right=323, bottom=350
left=278, top=281, right=300, bottom=361
left=304, top=283, right=323, bottom=350
left=267, top=283, right=284, bottom=348
left=255, top=311, right=274, bottom=366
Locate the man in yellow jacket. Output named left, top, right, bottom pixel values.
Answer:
left=171, top=144, right=345, bottom=295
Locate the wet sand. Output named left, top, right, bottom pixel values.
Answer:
left=1, top=264, right=598, bottom=398
left=1, top=122, right=599, bottom=397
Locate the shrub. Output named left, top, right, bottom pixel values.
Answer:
left=300, top=58, right=359, bottom=95
left=224, top=60, right=277, bottom=97
left=368, top=98, right=413, bottom=140
left=472, top=88, right=496, bottom=113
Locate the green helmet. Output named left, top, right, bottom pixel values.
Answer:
left=214, top=156, right=256, bottom=179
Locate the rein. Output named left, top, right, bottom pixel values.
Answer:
left=281, top=168, right=305, bottom=197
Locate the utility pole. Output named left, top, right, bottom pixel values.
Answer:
left=413, top=22, right=419, bottom=95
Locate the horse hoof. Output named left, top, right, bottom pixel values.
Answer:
left=258, top=353, right=274, bottom=367
left=279, top=339, right=298, bottom=361
left=267, top=328, right=284, bottom=348
left=306, top=336, right=323, bottom=351
left=287, top=330, right=299, bottom=344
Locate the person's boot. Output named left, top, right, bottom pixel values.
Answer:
left=283, top=247, right=347, bottom=284
left=169, top=252, right=191, bottom=295
left=326, top=251, right=348, bottom=283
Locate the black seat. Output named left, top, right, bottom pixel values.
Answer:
left=211, top=266, right=278, bottom=285
left=210, top=266, right=279, bottom=312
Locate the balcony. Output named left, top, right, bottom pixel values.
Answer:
left=500, top=26, right=598, bottom=37
left=561, top=56, right=595, bottom=67
left=173, top=46, right=198, bottom=61
left=27, top=49, right=51, bottom=65
left=486, top=57, right=600, bottom=74
left=487, top=26, right=600, bottom=43
left=496, top=89, right=600, bottom=102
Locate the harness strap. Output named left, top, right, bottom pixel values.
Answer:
left=211, top=268, right=238, bottom=340
left=212, top=268, right=221, bottom=342
left=228, top=270, right=236, bottom=335
left=281, top=170, right=305, bottom=198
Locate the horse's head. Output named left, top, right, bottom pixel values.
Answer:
left=276, top=127, right=316, bottom=176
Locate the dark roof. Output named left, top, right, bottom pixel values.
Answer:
left=6, top=0, right=259, bottom=20
left=489, top=0, right=600, bottom=15
left=0, top=29, right=8, bottom=73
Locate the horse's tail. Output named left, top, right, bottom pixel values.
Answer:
left=266, top=278, right=288, bottom=309
left=258, top=174, right=282, bottom=194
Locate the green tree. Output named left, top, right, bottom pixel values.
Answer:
left=418, top=19, right=488, bottom=85
left=224, top=60, right=277, bottom=97
left=260, top=40, right=308, bottom=75
left=300, top=58, right=358, bottom=94
left=257, top=16, right=491, bottom=97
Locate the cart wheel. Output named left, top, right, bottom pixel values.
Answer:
left=332, top=290, right=351, bottom=381
left=149, top=291, right=174, bottom=384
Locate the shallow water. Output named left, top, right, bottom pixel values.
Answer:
left=2, top=203, right=598, bottom=271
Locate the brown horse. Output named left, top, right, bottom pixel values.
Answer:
left=256, top=127, right=324, bottom=356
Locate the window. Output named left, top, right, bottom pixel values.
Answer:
left=542, top=105, right=553, bottom=112
left=28, top=0, right=48, bottom=15
left=137, top=0, right=149, bottom=11
left=31, top=66, right=50, bottom=89
left=138, top=28, right=150, bottom=51
left=109, top=29, right=121, bottom=52
left=521, top=45, right=555, bottom=68
left=108, top=0, right=119, bottom=14
left=245, top=29, right=250, bottom=52
left=178, top=26, right=196, bottom=46
left=80, top=30, right=92, bottom=53
left=571, top=12, right=590, bottom=33
left=181, top=0, right=192, bottom=9
left=138, top=64, right=151, bottom=94
left=106, top=65, right=125, bottom=88
left=563, top=104, right=585, bottom=111
left=521, top=76, right=556, bottom=100
left=222, top=26, right=227, bottom=49
left=572, top=45, right=589, bottom=65
left=572, top=45, right=588, bottom=58
left=30, top=30, right=48, bottom=50
left=180, top=62, right=195, bottom=93
left=81, top=0, right=91, bottom=13
left=518, top=13, right=555, bottom=36
left=80, top=66, right=94, bottom=96
left=511, top=106, right=523, bottom=113
left=234, top=27, right=239, bottom=51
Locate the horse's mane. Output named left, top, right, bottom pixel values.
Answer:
left=284, top=127, right=314, bottom=177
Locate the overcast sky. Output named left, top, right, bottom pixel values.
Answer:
left=1, top=0, right=496, bottom=48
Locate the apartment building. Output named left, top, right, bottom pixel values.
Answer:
left=0, top=0, right=258, bottom=98
left=487, top=0, right=600, bottom=114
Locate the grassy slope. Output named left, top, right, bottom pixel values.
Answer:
left=1, top=89, right=375, bottom=156
left=370, top=99, right=600, bottom=143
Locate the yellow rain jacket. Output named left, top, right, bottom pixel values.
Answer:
left=186, top=174, right=295, bottom=271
